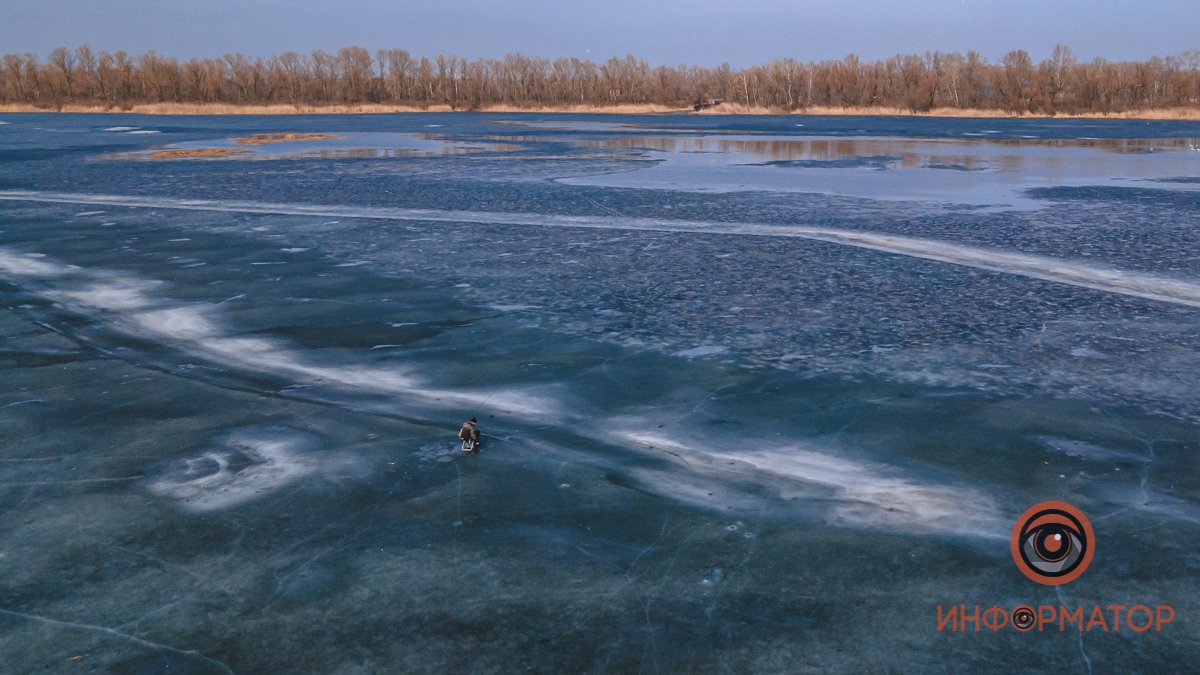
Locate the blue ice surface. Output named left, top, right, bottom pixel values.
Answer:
left=0, top=112, right=1198, bottom=672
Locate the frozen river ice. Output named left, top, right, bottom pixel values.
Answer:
left=0, top=113, right=1198, bottom=672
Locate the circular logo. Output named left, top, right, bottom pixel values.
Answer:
left=1011, top=605, right=1036, bottom=632
left=1011, top=501, right=1095, bottom=585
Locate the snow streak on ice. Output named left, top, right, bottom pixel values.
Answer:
left=4, top=190, right=1199, bottom=308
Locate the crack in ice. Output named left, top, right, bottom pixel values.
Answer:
left=0, top=607, right=236, bottom=674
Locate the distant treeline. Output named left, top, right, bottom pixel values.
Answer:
left=3, top=45, right=1199, bottom=114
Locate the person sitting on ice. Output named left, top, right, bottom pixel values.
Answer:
left=458, top=417, right=481, bottom=453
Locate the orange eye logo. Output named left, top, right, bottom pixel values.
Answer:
left=1011, top=501, right=1095, bottom=585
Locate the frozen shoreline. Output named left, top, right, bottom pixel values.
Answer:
left=4, top=102, right=1200, bottom=120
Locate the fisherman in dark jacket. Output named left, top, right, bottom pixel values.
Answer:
left=458, top=417, right=480, bottom=453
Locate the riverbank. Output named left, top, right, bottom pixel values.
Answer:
left=3, top=102, right=1200, bottom=120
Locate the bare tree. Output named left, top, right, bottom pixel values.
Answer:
left=48, top=46, right=76, bottom=104
left=336, top=47, right=373, bottom=103
left=999, top=49, right=1034, bottom=112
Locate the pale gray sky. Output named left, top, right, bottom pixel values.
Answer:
left=2, top=0, right=1196, bottom=67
